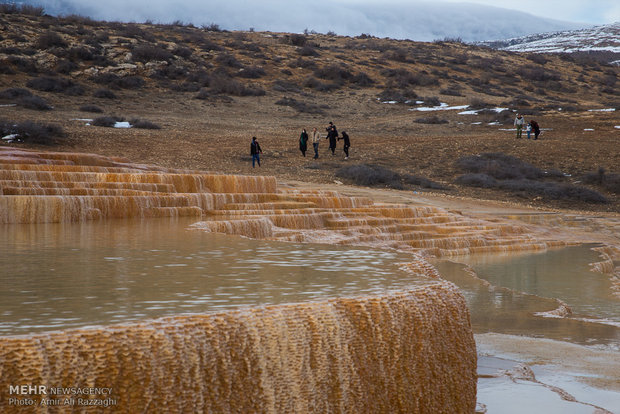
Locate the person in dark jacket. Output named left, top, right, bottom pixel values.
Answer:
left=530, top=120, right=541, bottom=140
left=299, top=129, right=308, bottom=157
left=250, top=136, right=262, bottom=167
left=325, top=122, right=338, bottom=155
left=339, top=130, right=351, bottom=159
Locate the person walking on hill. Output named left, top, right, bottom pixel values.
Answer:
left=514, top=114, right=524, bottom=139
left=326, top=122, right=338, bottom=155
left=339, top=130, right=351, bottom=159
left=530, top=120, right=541, bottom=140
left=250, top=136, right=262, bottom=168
left=311, top=127, right=320, bottom=159
left=299, top=128, right=308, bottom=157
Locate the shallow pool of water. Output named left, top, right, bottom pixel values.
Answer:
left=0, top=218, right=430, bottom=335
left=434, top=245, right=620, bottom=348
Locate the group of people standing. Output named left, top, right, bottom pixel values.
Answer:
left=514, top=114, right=540, bottom=140
left=299, top=122, right=350, bottom=160
left=249, top=121, right=351, bottom=168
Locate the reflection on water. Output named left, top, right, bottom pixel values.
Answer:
left=434, top=246, right=620, bottom=348
left=0, top=218, right=430, bottom=335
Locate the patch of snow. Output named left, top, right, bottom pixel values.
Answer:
left=488, top=122, right=501, bottom=125
left=2, top=134, right=18, bottom=141
left=471, top=122, right=482, bottom=125
left=584, top=128, right=595, bottom=131
left=615, top=126, right=620, bottom=129
left=588, top=108, right=616, bottom=112
left=114, top=121, right=131, bottom=128
left=382, top=101, right=398, bottom=104
left=491, top=107, right=508, bottom=113
left=71, top=118, right=94, bottom=122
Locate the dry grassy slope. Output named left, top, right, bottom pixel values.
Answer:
left=0, top=11, right=618, bottom=212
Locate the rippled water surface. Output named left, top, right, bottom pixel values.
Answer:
left=0, top=218, right=430, bottom=335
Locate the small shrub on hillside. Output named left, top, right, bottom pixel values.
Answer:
left=298, top=45, right=319, bottom=56
left=423, top=96, right=441, bottom=106
left=0, top=88, right=32, bottom=99
left=117, top=24, right=147, bottom=39
left=55, top=59, right=78, bottom=74
left=456, top=153, right=545, bottom=180
left=314, top=64, right=352, bottom=83
left=93, top=88, right=117, bottom=99
left=215, top=53, right=243, bottom=68
left=350, top=72, right=375, bottom=87
left=497, top=180, right=608, bottom=203
left=8, top=56, right=38, bottom=74
left=440, top=87, right=462, bottom=96
left=26, top=76, right=84, bottom=95
left=0, top=119, right=65, bottom=144
left=377, top=88, right=417, bottom=104
left=199, top=40, right=222, bottom=52
left=151, top=65, right=188, bottom=80
left=0, top=3, right=44, bottom=15
left=526, top=54, right=548, bottom=65
left=202, top=23, right=222, bottom=32
left=132, top=44, right=173, bottom=63
left=288, top=58, right=317, bottom=69
left=403, top=174, right=446, bottom=190
left=516, top=65, right=561, bottom=82
left=35, top=31, right=67, bottom=49
left=469, top=98, right=493, bottom=109
left=382, top=68, right=439, bottom=88
left=92, top=116, right=124, bottom=127
left=19, top=95, right=52, bottom=110
left=414, top=115, right=448, bottom=124
left=275, top=97, right=326, bottom=114
left=237, top=65, right=265, bottom=79
left=130, top=119, right=161, bottom=129
left=282, top=34, right=307, bottom=47
left=114, top=75, right=145, bottom=89
left=169, top=82, right=201, bottom=92
left=302, top=77, right=340, bottom=92
left=583, top=168, right=620, bottom=194
left=67, top=46, right=94, bottom=61
left=336, top=164, right=401, bottom=188
left=79, top=104, right=103, bottom=113
left=172, top=46, right=193, bottom=58
left=208, top=76, right=265, bottom=96
left=272, top=79, right=301, bottom=93
left=455, top=173, right=498, bottom=188
left=0, top=65, right=16, bottom=75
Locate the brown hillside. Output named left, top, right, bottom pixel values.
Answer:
left=0, top=9, right=618, bottom=212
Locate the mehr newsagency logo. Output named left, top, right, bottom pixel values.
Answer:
left=7, top=385, right=116, bottom=408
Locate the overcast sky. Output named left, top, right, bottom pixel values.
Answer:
left=35, top=0, right=619, bottom=41
left=423, top=0, right=620, bottom=24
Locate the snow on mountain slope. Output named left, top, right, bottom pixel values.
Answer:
left=484, top=23, right=620, bottom=54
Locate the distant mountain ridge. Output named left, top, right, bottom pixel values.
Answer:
left=481, top=23, right=620, bottom=61
left=26, top=0, right=583, bottom=42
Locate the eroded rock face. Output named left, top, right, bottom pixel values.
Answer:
left=0, top=282, right=477, bottom=413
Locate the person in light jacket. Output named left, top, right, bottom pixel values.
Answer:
left=311, top=127, right=320, bottom=159
left=514, top=114, right=525, bottom=139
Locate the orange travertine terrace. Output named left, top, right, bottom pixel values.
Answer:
left=0, top=146, right=567, bottom=413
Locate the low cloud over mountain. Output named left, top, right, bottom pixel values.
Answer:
left=32, top=0, right=584, bottom=42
